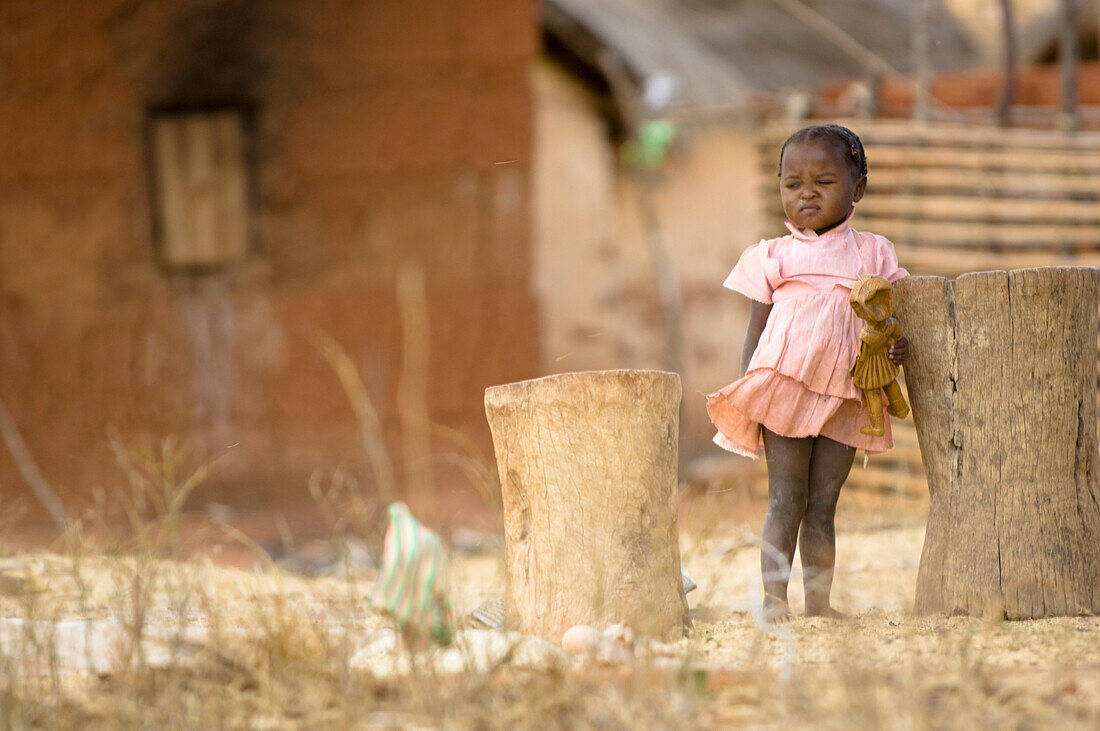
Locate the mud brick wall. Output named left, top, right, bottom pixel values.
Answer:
left=0, top=0, right=539, bottom=514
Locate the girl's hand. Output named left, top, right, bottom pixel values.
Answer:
left=889, top=336, right=909, bottom=365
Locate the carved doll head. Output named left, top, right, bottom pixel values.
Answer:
left=849, top=275, right=895, bottom=323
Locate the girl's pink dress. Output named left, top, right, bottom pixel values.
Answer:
left=707, top=214, right=908, bottom=457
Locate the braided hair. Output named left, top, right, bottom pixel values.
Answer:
left=778, top=125, right=867, bottom=180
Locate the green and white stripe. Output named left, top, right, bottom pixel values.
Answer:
left=370, top=502, right=452, bottom=643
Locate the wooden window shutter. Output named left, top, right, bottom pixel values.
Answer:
left=151, top=110, right=250, bottom=268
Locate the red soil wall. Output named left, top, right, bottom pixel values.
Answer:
left=0, top=0, right=539, bottom=517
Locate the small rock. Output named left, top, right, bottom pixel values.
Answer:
left=442, top=630, right=565, bottom=673
left=561, top=625, right=601, bottom=656
left=597, top=623, right=634, bottom=664
left=646, top=639, right=679, bottom=657
left=681, top=566, right=697, bottom=594
left=352, top=629, right=566, bottom=677
left=468, top=598, right=505, bottom=629
left=564, top=623, right=637, bottom=665
left=602, top=622, right=634, bottom=647
left=349, top=629, right=399, bottom=664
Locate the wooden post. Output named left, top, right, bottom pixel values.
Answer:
left=484, top=370, right=690, bottom=641
left=895, top=268, right=1100, bottom=619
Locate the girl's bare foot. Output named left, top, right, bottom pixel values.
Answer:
left=805, top=605, right=847, bottom=619
left=762, top=597, right=792, bottom=624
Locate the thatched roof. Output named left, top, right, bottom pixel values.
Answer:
left=543, top=0, right=978, bottom=109
left=543, top=0, right=754, bottom=120
left=682, top=0, right=977, bottom=93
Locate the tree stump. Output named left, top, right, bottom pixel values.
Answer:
left=484, top=370, right=690, bottom=641
left=895, top=268, right=1100, bottom=619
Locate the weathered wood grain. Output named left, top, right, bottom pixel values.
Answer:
left=896, top=268, right=1100, bottom=619
left=484, top=370, right=690, bottom=641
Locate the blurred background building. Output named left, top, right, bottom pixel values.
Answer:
left=1, top=0, right=1099, bottom=530
left=534, top=0, right=1100, bottom=486
left=0, top=1, right=540, bottom=520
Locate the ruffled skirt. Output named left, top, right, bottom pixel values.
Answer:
left=706, top=368, right=892, bottom=458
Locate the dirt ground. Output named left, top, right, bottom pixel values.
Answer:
left=0, top=485, right=1097, bottom=728
left=443, top=488, right=1100, bottom=728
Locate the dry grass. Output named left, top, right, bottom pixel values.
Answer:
left=0, top=488, right=1095, bottom=729
left=0, top=272, right=1095, bottom=728
left=0, top=413, right=1095, bottom=728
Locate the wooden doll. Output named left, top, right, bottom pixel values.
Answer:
left=849, top=275, right=909, bottom=437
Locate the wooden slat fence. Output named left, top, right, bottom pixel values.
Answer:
left=754, top=119, right=1100, bottom=499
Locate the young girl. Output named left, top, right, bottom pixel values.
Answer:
left=706, top=125, right=909, bottom=623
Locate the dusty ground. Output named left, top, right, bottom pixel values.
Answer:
left=430, top=489, right=1100, bottom=728
left=0, top=488, right=1097, bottom=728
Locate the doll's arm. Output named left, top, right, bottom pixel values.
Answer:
left=740, top=300, right=773, bottom=378
left=859, top=325, right=890, bottom=350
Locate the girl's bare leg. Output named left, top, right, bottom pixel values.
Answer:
left=760, top=428, right=813, bottom=623
left=800, top=435, right=855, bottom=618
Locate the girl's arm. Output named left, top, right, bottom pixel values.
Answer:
left=740, top=300, right=773, bottom=378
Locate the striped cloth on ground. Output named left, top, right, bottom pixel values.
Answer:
left=370, top=502, right=453, bottom=644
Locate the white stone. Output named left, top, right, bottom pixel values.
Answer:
left=350, top=629, right=566, bottom=678
left=560, top=624, right=601, bottom=655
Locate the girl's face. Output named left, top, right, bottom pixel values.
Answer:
left=780, top=139, right=867, bottom=234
